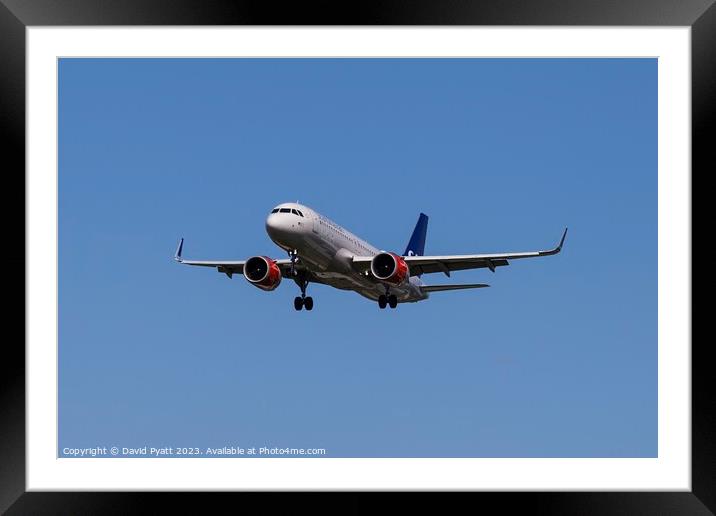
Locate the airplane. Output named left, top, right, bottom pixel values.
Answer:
left=174, top=202, right=567, bottom=311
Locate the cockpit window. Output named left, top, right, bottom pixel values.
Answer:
left=272, top=207, right=304, bottom=216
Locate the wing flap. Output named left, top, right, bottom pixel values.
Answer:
left=422, top=283, right=490, bottom=292
left=410, top=258, right=509, bottom=276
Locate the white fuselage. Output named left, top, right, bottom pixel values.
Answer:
left=265, top=203, right=427, bottom=302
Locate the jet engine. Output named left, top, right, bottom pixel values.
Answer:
left=370, top=252, right=409, bottom=285
left=243, top=256, right=282, bottom=291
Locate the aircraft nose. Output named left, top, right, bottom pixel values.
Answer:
left=266, top=211, right=306, bottom=248
left=265, top=213, right=283, bottom=237
left=266, top=212, right=296, bottom=241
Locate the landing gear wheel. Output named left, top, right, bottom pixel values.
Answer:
left=293, top=277, right=313, bottom=311
left=388, top=295, right=398, bottom=309
left=378, top=295, right=387, bottom=309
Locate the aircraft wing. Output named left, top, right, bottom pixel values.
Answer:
left=352, top=228, right=567, bottom=277
left=173, top=238, right=295, bottom=278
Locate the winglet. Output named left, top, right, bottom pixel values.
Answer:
left=557, top=227, right=568, bottom=251
left=538, top=227, right=568, bottom=256
left=174, top=238, right=184, bottom=262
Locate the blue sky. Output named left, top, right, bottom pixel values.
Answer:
left=58, top=58, right=657, bottom=457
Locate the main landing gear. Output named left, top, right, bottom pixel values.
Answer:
left=378, top=291, right=398, bottom=309
left=294, top=276, right=313, bottom=311
left=294, top=296, right=313, bottom=311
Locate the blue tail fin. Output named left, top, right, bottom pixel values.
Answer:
left=403, top=213, right=428, bottom=256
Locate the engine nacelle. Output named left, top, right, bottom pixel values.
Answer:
left=243, top=256, right=282, bottom=291
left=371, top=252, right=409, bottom=285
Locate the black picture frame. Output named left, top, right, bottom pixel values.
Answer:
left=2, top=1, right=707, bottom=513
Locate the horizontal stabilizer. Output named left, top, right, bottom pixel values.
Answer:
left=422, top=283, right=490, bottom=292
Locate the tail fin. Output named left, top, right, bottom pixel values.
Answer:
left=403, top=213, right=428, bottom=257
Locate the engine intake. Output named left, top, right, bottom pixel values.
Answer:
left=371, top=252, right=409, bottom=285
left=243, top=256, right=282, bottom=291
